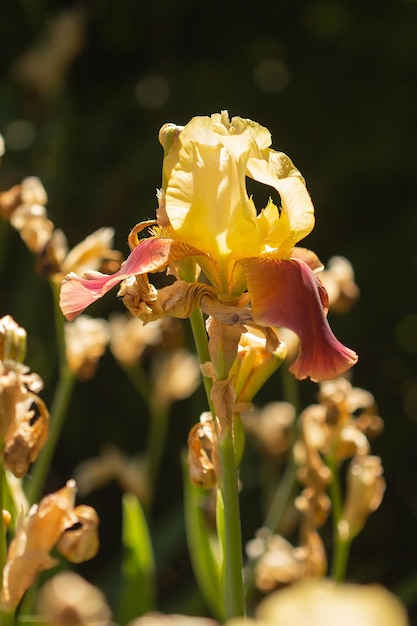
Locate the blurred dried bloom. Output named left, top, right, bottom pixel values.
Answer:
left=64, top=315, right=110, bottom=380
left=0, top=185, right=23, bottom=220
left=3, top=392, right=49, bottom=478
left=36, top=571, right=112, bottom=625
left=243, top=402, right=295, bottom=459
left=246, top=531, right=304, bottom=591
left=9, top=177, right=53, bottom=253
left=41, top=226, right=122, bottom=282
left=246, top=523, right=326, bottom=593
left=296, top=378, right=382, bottom=467
left=0, top=357, right=49, bottom=477
left=56, top=505, right=99, bottom=563
left=0, top=480, right=99, bottom=611
left=0, top=170, right=122, bottom=282
left=320, top=256, right=360, bottom=314
left=151, top=348, right=200, bottom=409
left=338, top=455, right=385, bottom=541
left=188, top=412, right=219, bottom=489
left=60, top=227, right=121, bottom=279
left=21, top=175, right=48, bottom=206
left=74, top=446, right=150, bottom=504
left=109, top=313, right=163, bottom=365
left=13, top=7, right=87, bottom=96
left=294, top=486, right=331, bottom=529
left=295, top=406, right=332, bottom=494
left=230, top=579, right=410, bottom=626
left=0, top=314, right=27, bottom=362
left=128, top=613, right=218, bottom=626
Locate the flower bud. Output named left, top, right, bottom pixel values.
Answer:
left=231, top=329, right=286, bottom=403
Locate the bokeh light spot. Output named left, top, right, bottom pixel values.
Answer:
left=253, top=59, right=290, bottom=92
left=134, top=76, right=170, bottom=110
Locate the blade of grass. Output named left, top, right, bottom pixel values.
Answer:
left=182, top=454, right=224, bottom=621
left=117, top=493, right=156, bottom=625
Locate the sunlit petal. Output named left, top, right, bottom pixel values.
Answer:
left=248, top=156, right=315, bottom=253
left=243, top=257, right=358, bottom=382
left=60, top=238, right=182, bottom=321
left=165, top=137, right=260, bottom=265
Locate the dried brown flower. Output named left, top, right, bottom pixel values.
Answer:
left=188, top=412, right=219, bottom=489
left=338, top=455, right=385, bottom=541
left=0, top=480, right=99, bottom=611
left=64, top=315, right=109, bottom=380
left=36, top=571, right=112, bottom=625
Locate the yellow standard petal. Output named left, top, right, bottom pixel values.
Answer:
left=164, top=114, right=262, bottom=291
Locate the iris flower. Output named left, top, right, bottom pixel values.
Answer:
left=60, top=112, right=357, bottom=382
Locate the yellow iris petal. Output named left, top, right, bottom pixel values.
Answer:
left=165, top=118, right=262, bottom=289
left=247, top=150, right=315, bottom=254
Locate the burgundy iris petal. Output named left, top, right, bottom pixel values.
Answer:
left=244, top=257, right=358, bottom=382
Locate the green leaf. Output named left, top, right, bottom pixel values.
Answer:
left=117, top=493, right=155, bottom=625
left=182, top=453, right=224, bottom=621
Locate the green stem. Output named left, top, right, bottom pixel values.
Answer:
left=123, top=362, right=151, bottom=405
left=244, top=442, right=299, bottom=596
left=146, top=402, right=170, bottom=506
left=217, top=427, right=246, bottom=619
left=189, top=308, right=214, bottom=414
left=0, top=610, right=14, bottom=626
left=182, top=454, right=223, bottom=620
left=245, top=366, right=300, bottom=596
left=0, top=450, right=7, bottom=584
left=331, top=534, right=352, bottom=582
left=327, top=454, right=351, bottom=582
left=0, top=452, right=15, bottom=626
left=26, top=367, right=76, bottom=505
left=188, top=309, right=245, bottom=618
left=26, top=282, right=76, bottom=505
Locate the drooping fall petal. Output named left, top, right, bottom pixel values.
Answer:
left=60, top=237, right=208, bottom=321
left=244, top=257, right=358, bottom=382
left=60, top=238, right=175, bottom=321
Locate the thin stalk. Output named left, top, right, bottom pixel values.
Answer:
left=123, top=362, right=151, bottom=405
left=189, top=308, right=214, bottom=414
left=217, top=428, right=246, bottom=619
left=188, top=309, right=245, bottom=618
left=245, top=365, right=300, bottom=595
left=244, top=440, right=299, bottom=596
left=327, top=454, right=351, bottom=581
left=0, top=450, right=7, bottom=584
left=0, top=610, right=14, bottom=626
left=146, top=402, right=170, bottom=506
left=0, top=450, right=15, bottom=626
left=26, top=367, right=76, bottom=505
left=26, top=282, right=76, bottom=505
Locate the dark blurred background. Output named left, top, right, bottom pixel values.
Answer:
left=1, top=0, right=417, bottom=621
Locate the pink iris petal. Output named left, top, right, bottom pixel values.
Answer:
left=243, top=257, right=358, bottom=382
left=60, top=238, right=174, bottom=321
